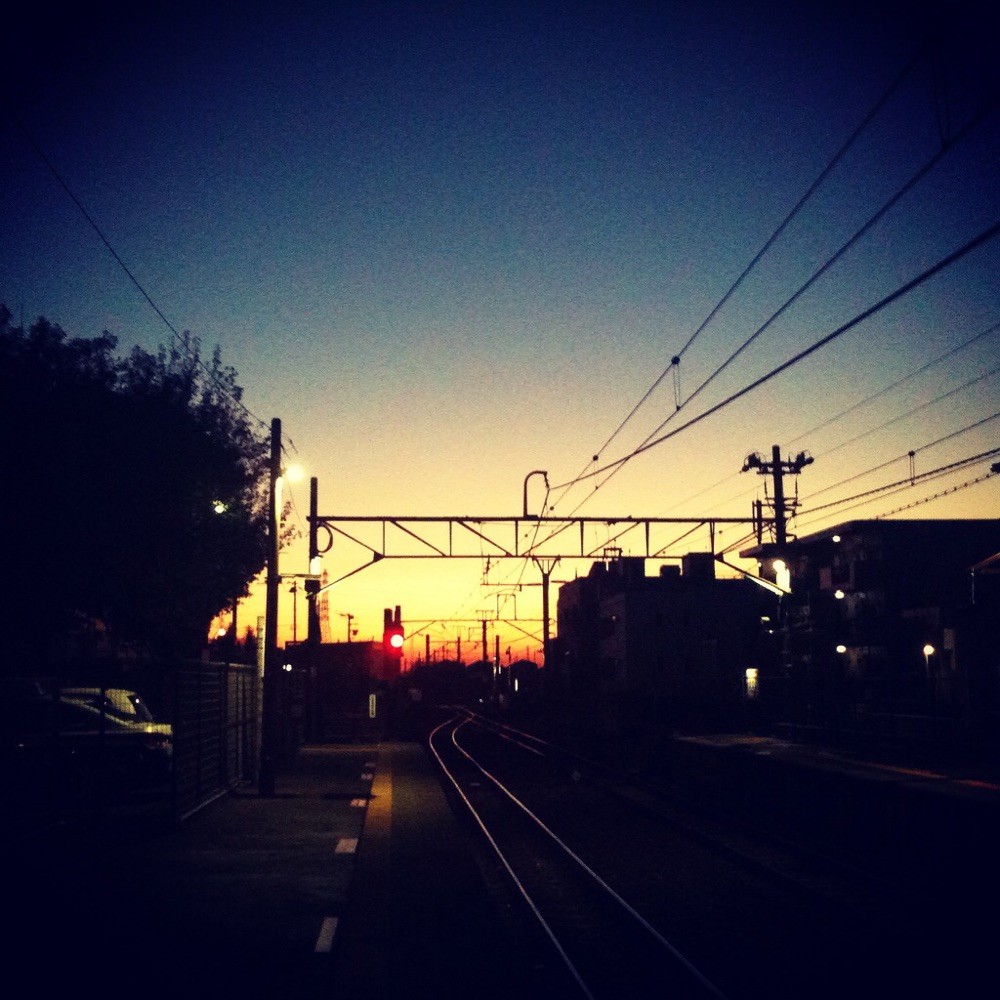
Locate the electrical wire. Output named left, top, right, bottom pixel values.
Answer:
left=568, top=94, right=999, bottom=506
left=5, top=105, right=301, bottom=455
left=552, top=218, right=1000, bottom=490
left=798, top=446, right=1000, bottom=521
left=804, top=410, right=1000, bottom=502
left=558, top=45, right=928, bottom=499
left=787, top=319, right=1000, bottom=449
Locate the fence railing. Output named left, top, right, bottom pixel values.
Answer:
left=2, top=661, right=260, bottom=840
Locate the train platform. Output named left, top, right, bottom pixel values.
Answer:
left=5, top=739, right=539, bottom=999
left=6, top=727, right=999, bottom=997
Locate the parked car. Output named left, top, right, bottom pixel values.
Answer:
left=61, top=687, right=171, bottom=736
left=1, top=695, right=173, bottom=802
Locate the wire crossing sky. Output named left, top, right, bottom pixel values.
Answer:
left=3, top=1, right=998, bottom=652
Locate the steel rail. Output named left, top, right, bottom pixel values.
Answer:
left=429, top=713, right=730, bottom=1000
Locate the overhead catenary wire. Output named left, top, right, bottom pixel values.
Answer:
left=803, top=410, right=1000, bottom=503
left=787, top=318, right=1000, bottom=449
left=549, top=44, right=933, bottom=513
left=805, top=366, right=1000, bottom=466
left=570, top=93, right=1000, bottom=506
left=798, top=446, right=1000, bottom=521
left=688, top=329, right=1000, bottom=525
left=875, top=469, right=997, bottom=518
left=568, top=47, right=927, bottom=479
left=717, top=444, right=1000, bottom=557
left=552, top=218, right=1000, bottom=490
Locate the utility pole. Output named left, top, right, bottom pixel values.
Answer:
left=532, top=557, right=559, bottom=669
left=306, top=477, right=320, bottom=645
left=260, top=417, right=281, bottom=797
left=339, top=612, right=354, bottom=642
left=742, top=445, right=813, bottom=546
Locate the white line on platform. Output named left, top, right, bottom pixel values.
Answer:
left=314, top=916, right=338, bottom=953
left=335, top=837, right=358, bottom=854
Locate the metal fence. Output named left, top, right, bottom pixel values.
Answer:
left=2, top=660, right=260, bottom=840
left=169, top=660, right=259, bottom=821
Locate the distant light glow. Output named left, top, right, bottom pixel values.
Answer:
left=213, top=500, right=227, bottom=514
left=834, top=589, right=845, bottom=599
left=836, top=644, right=847, bottom=654
left=745, top=667, right=759, bottom=699
left=773, top=560, right=791, bottom=593
left=832, top=535, right=841, bottom=543
left=923, top=644, right=935, bottom=657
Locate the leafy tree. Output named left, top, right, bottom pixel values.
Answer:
left=0, top=305, right=270, bottom=668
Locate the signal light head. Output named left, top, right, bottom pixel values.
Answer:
left=389, top=631, right=404, bottom=649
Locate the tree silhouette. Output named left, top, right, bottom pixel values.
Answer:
left=1, top=306, right=269, bottom=669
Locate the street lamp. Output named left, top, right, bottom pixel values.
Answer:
left=923, top=643, right=935, bottom=676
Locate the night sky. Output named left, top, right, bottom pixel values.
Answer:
left=4, top=1, right=998, bottom=653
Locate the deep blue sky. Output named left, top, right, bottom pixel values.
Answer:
left=4, top=1, right=998, bottom=650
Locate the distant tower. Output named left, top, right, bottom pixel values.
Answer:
left=318, top=570, right=332, bottom=643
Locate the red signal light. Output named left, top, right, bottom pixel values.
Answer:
left=383, top=624, right=404, bottom=656
left=383, top=606, right=404, bottom=659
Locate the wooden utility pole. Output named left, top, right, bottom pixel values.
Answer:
left=742, top=445, right=813, bottom=546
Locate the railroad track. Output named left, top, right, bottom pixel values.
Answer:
left=429, top=709, right=963, bottom=1000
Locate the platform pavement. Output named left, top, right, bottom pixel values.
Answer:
left=9, top=730, right=997, bottom=998
left=4, top=739, right=551, bottom=999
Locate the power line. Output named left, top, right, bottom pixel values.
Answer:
left=787, top=318, right=1000, bottom=449
left=800, top=446, right=1000, bottom=520
left=808, top=367, right=1000, bottom=469
left=552, top=218, right=1000, bottom=490
left=566, top=94, right=999, bottom=505
left=551, top=44, right=929, bottom=511
left=5, top=105, right=293, bottom=449
left=805, top=410, right=1000, bottom=503
left=875, top=470, right=998, bottom=518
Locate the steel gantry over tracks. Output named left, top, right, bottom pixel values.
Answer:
left=302, top=477, right=762, bottom=662
left=309, top=512, right=757, bottom=564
